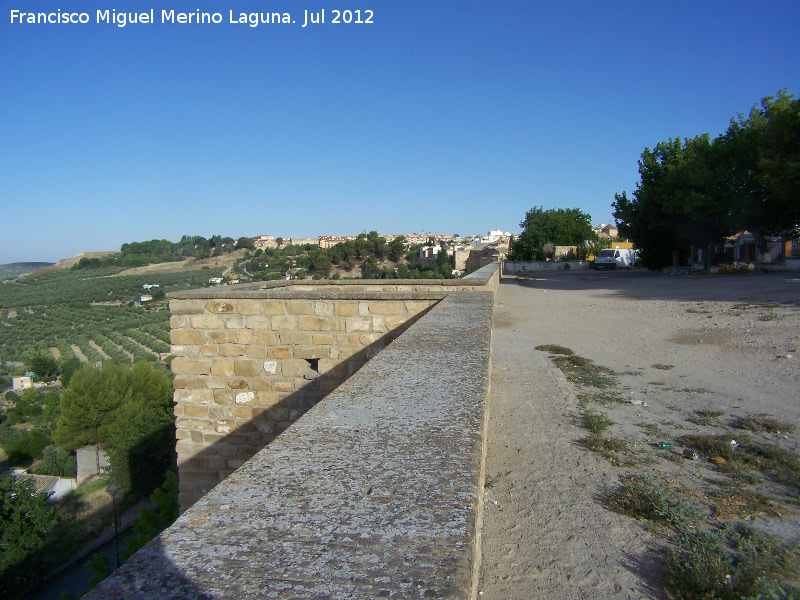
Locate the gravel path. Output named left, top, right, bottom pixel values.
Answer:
left=479, top=271, right=800, bottom=599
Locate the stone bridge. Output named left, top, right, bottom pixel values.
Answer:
left=87, top=263, right=500, bottom=599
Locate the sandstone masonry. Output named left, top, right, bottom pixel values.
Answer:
left=170, top=292, right=443, bottom=508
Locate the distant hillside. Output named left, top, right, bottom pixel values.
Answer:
left=19, top=251, right=117, bottom=277
left=0, top=262, right=54, bottom=279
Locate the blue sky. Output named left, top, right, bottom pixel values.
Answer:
left=1, top=0, right=798, bottom=263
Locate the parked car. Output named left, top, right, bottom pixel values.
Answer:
left=594, top=248, right=635, bottom=270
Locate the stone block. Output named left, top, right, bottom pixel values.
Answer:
left=227, top=378, right=247, bottom=390
left=293, top=346, right=332, bottom=360
left=256, top=391, right=279, bottom=406
left=205, top=376, right=229, bottom=389
left=281, top=359, right=312, bottom=377
left=170, top=315, right=187, bottom=329
left=222, top=315, right=245, bottom=329
left=168, top=345, right=189, bottom=357
left=203, top=433, right=226, bottom=444
left=220, top=345, right=245, bottom=357
left=334, top=303, right=359, bottom=317
left=262, top=301, right=286, bottom=315
left=314, top=302, right=334, bottom=316
left=169, top=300, right=205, bottom=315
left=210, top=359, right=235, bottom=377
left=245, top=346, right=270, bottom=359
left=234, top=359, right=261, bottom=377
left=175, top=417, right=214, bottom=430
left=279, top=331, right=311, bottom=345
left=173, top=378, right=187, bottom=389
left=336, top=347, right=363, bottom=361
left=173, top=389, right=215, bottom=405
left=248, top=378, right=273, bottom=391
left=274, top=381, right=294, bottom=392
left=175, top=428, right=191, bottom=440
left=183, top=405, right=210, bottom=418
left=214, top=420, right=236, bottom=434
left=385, top=315, right=408, bottom=330
left=191, top=315, right=222, bottom=329
left=234, top=391, right=256, bottom=405
left=206, top=330, right=228, bottom=344
left=345, top=317, right=372, bottom=333
left=229, top=405, right=252, bottom=419
left=312, top=333, right=335, bottom=345
left=318, top=359, right=346, bottom=377
left=171, top=358, right=211, bottom=375
left=286, top=301, right=314, bottom=315
left=335, top=333, right=362, bottom=346
left=170, top=329, right=206, bottom=345
left=271, top=316, right=297, bottom=331
left=213, top=390, right=235, bottom=405
left=368, top=302, right=403, bottom=315
left=206, top=301, right=236, bottom=314
left=360, top=333, right=383, bottom=346
left=244, top=316, right=272, bottom=330
left=298, top=315, right=330, bottom=331
left=255, top=331, right=280, bottom=345
left=236, top=300, right=263, bottom=315
left=329, top=318, right=346, bottom=331
left=207, top=407, right=228, bottom=420
left=190, top=430, right=204, bottom=442
left=228, top=330, right=254, bottom=344
left=372, top=317, right=386, bottom=332
left=268, top=347, right=292, bottom=359
left=262, top=360, right=279, bottom=374
left=405, top=300, right=435, bottom=315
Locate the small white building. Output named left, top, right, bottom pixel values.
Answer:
left=12, top=376, right=33, bottom=390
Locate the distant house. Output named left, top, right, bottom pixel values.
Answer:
left=12, top=470, right=76, bottom=502
left=724, top=231, right=784, bottom=262
left=139, top=295, right=153, bottom=302
left=253, top=235, right=277, bottom=250
left=142, top=284, right=160, bottom=290
left=12, top=376, right=33, bottom=390
left=208, top=277, right=223, bottom=284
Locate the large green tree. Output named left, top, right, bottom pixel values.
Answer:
left=510, top=207, right=596, bottom=261
left=53, top=361, right=172, bottom=453
left=614, top=90, right=800, bottom=268
left=0, top=475, right=62, bottom=594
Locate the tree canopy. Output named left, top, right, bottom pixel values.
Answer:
left=510, top=207, right=596, bottom=261
left=53, top=361, right=172, bottom=453
left=614, top=90, right=800, bottom=269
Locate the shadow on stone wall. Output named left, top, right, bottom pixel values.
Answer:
left=176, top=302, right=438, bottom=509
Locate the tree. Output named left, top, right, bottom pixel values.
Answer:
left=59, top=356, right=81, bottom=387
left=510, top=207, right=596, bottom=261
left=0, top=474, right=62, bottom=595
left=26, top=353, right=58, bottom=381
left=613, top=135, right=725, bottom=269
left=31, top=445, right=76, bottom=478
left=615, top=91, right=800, bottom=268
left=54, top=361, right=172, bottom=453
left=723, top=90, right=800, bottom=255
left=235, top=236, right=254, bottom=250
left=123, top=471, right=179, bottom=559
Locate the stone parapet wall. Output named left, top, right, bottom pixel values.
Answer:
left=503, top=260, right=592, bottom=273
left=170, top=292, right=444, bottom=509
left=87, top=291, right=494, bottom=600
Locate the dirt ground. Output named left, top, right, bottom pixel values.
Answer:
left=479, top=270, right=800, bottom=599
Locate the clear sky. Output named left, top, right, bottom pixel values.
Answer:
left=1, top=0, right=798, bottom=263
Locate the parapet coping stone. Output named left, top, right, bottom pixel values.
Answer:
left=168, top=289, right=449, bottom=301
left=87, top=291, right=494, bottom=600
left=169, top=262, right=501, bottom=299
